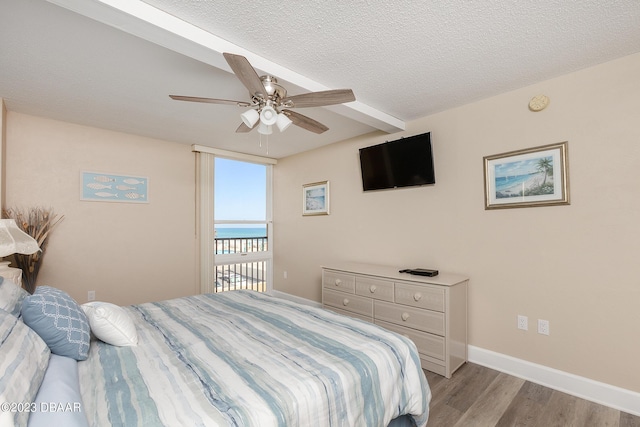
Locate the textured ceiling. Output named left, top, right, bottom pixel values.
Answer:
left=144, top=0, right=640, bottom=120
left=1, top=0, right=640, bottom=159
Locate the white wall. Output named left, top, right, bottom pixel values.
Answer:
left=5, top=112, right=197, bottom=305
left=272, top=53, right=640, bottom=393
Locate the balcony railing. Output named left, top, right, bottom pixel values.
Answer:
left=214, top=236, right=268, bottom=255
left=211, top=236, right=268, bottom=293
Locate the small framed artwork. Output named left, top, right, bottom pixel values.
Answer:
left=483, top=142, right=569, bottom=209
left=303, top=181, right=330, bottom=216
left=81, top=171, right=149, bottom=203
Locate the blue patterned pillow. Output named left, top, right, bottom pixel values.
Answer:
left=21, top=286, right=91, bottom=361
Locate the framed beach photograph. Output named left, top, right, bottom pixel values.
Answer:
left=303, top=181, right=330, bottom=216
left=484, top=142, right=569, bottom=209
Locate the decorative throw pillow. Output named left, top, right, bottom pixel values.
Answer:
left=82, top=301, right=138, bottom=346
left=21, top=286, right=91, bottom=361
left=0, top=276, right=28, bottom=317
left=0, top=308, right=51, bottom=427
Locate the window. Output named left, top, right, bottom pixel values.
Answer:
left=194, top=146, right=275, bottom=294
left=213, top=158, right=269, bottom=292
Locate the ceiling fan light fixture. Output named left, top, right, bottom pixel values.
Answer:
left=257, top=123, right=272, bottom=135
left=276, top=112, right=293, bottom=132
left=241, top=108, right=260, bottom=127
left=259, top=106, right=278, bottom=126
left=171, top=54, right=355, bottom=136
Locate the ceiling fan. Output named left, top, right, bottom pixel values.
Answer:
left=170, top=53, right=356, bottom=135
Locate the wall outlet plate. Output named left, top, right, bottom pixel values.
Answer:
left=538, top=319, right=550, bottom=335
left=517, top=315, right=528, bottom=330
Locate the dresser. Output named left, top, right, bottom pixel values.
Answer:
left=322, top=262, right=468, bottom=378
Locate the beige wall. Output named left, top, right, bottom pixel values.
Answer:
left=1, top=99, right=6, bottom=207
left=273, top=53, right=640, bottom=392
left=5, top=112, right=197, bottom=305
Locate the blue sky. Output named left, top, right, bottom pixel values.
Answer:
left=214, top=158, right=266, bottom=223
left=495, top=156, right=552, bottom=178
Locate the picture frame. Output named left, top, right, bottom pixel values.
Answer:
left=81, top=171, right=149, bottom=203
left=303, top=181, right=330, bottom=216
left=483, top=142, right=569, bottom=209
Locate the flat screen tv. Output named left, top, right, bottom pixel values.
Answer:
left=359, top=132, right=435, bottom=191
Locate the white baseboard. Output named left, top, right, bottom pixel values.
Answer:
left=269, top=290, right=322, bottom=308
left=468, top=345, right=640, bottom=417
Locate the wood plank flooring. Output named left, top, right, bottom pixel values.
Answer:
left=424, top=362, right=640, bottom=427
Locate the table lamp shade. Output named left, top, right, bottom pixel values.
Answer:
left=0, top=219, right=40, bottom=257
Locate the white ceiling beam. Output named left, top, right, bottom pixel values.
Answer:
left=46, top=0, right=405, bottom=133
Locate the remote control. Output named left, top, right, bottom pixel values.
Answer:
left=398, top=268, right=439, bottom=277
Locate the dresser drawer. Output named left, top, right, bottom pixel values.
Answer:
left=376, top=320, right=445, bottom=361
left=374, top=300, right=444, bottom=335
left=355, top=276, right=394, bottom=302
left=323, top=270, right=355, bottom=293
left=421, top=358, right=447, bottom=377
left=395, top=282, right=445, bottom=312
left=323, top=288, right=373, bottom=317
left=324, top=306, right=373, bottom=323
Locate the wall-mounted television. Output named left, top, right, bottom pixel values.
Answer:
left=359, top=132, right=435, bottom=191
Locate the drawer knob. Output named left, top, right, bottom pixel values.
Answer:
left=369, top=285, right=377, bottom=293
left=401, top=312, right=410, bottom=321
left=343, top=298, right=349, bottom=306
left=335, top=279, right=342, bottom=286
left=413, top=292, right=422, bottom=302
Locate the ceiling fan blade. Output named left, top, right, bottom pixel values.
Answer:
left=282, top=109, right=329, bottom=134
left=223, top=53, right=265, bottom=99
left=235, top=122, right=257, bottom=133
left=169, top=95, right=251, bottom=107
left=282, top=89, right=355, bottom=108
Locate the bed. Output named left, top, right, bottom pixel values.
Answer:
left=1, top=279, right=430, bottom=427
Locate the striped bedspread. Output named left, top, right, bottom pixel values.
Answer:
left=78, top=291, right=430, bottom=426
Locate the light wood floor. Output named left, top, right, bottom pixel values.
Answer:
left=424, top=362, right=640, bottom=427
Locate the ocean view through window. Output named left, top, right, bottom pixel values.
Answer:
left=215, top=227, right=267, bottom=239
left=211, top=158, right=271, bottom=293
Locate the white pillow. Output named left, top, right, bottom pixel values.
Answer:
left=81, top=302, right=138, bottom=346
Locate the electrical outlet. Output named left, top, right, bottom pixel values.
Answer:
left=538, top=319, right=550, bottom=335
left=517, top=315, right=528, bottom=330
left=283, top=271, right=288, bottom=279
left=87, top=290, right=96, bottom=302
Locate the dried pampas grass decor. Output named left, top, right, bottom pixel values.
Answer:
left=2, top=207, right=64, bottom=294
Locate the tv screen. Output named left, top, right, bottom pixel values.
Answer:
left=359, top=132, right=435, bottom=191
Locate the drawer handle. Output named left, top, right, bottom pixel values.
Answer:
left=369, top=285, right=377, bottom=293
left=343, top=298, right=349, bottom=306
left=413, top=292, right=422, bottom=302
left=335, top=279, right=342, bottom=286
left=401, top=312, right=410, bottom=321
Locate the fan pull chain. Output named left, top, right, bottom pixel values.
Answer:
left=258, top=133, right=270, bottom=154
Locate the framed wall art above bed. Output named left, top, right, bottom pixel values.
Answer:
left=80, top=171, right=149, bottom=203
